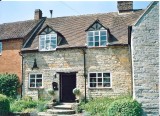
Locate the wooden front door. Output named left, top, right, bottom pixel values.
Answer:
left=60, top=73, right=76, bottom=102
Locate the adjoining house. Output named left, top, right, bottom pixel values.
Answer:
left=0, top=10, right=45, bottom=95
left=21, top=1, right=144, bottom=102
left=131, top=1, right=159, bottom=116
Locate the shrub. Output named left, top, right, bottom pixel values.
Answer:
left=107, top=98, right=142, bottom=116
left=22, top=96, right=33, bottom=101
left=48, top=89, right=55, bottom=96
left=0, top=94, right=10, bottom=115
left=0, top=74, right=20, bottom=98
left=36, top=101, right=48, bottom=112
left=80, top=97, right=114, bottom=115
left=10, top=100, right=37, bottom=112
left=10, top=99, right=48, bottom=113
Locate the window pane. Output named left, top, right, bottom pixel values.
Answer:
left=98, top=73, right=102, bottom=77
left=36, top=79, right=42, bottom=87
left=95, top=31, right=99, bottom=35
left=98, top=83, right=102, bottom=87
left=104, top=78, right=110, bottom=82
left=30, top=79, right=35, bottom=87
left=40, top=36, right=45, bottom=50
left=90, top=83, right=96, bottom=87
left=88, top=37, right=93, bottom=41
left=104, top=83, right=110, bottom=87
left=30, top=74, right=35, bottom=78
left=100, top=31, right=106, bottom=36
left=46, top=40, right=50, bottom=48
left=46, top=39, right=50, bottom=44
left=51, top=40, right=56, bottom=44
left=95, top=36, right=99, bottom=41
left=51, top=45, right=56, bottom=49
left=100, top=41, right=106, bottom=46
left=90, top=73, right=96, bottom=77
left=95, top=42, right=99, bottom=46
left=100, top=36, right=106, bottom=41
left=37, top=74, right=42, bottom=78
left=40, top=35, right=45, bottom=40
left=98, top=78, right=102, bottom=82
left=51, top=35, right=56, bottom=39
left=90, top=78, right=96, bottom=82
left=88, top=42, right=94, bottom=46
left=103, top=73, right=110, bottom=77
left=40, top=45, right=44, bottom=50
left=40, top=40, right=45, bottom=45
left=88, top=32, right=93, bottom=36
left=46, top=35, right=50, bottom=40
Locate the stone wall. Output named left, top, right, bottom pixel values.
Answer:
left=23, top=46, right=131, bottom=100
left=131, top=2, right=159, bottom=115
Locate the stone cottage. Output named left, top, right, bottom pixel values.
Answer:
left=131, top=1, right=159, bottom=116
left=21, top=1, right=144, bottom=102
left=0, top=13, right=44, bottom=95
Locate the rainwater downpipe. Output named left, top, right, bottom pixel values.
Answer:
left=19, top=51, right=24, bottom=98
left=128, top=26, right=133, bottom=97
left=82, top=48, right=87, bottom=103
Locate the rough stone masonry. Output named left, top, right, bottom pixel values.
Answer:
left=132, top=2, right=159, bottom=116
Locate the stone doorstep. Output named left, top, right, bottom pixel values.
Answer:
left=38, top=112, right=55, bottom=116
left=38, top=112, right=80, bottom=116
left=54, top=104, right=72, bottom=110
left=47, top=109, right=75, bottom=115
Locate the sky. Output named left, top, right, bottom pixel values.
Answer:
left=0, top=1, right=151, bottom=24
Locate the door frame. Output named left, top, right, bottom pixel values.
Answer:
left=59, top=72, right=77, bottom=102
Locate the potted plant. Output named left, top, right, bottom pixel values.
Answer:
left=73, top=88, right=81, bottom=103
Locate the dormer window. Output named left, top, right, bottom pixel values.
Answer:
left=86, top=20, right=109, bottom=47
left=38, top=25, right=63, bottom=51
left=39, top=34, right=57, bottom=51
left=87, top=30, right=107, bottom=47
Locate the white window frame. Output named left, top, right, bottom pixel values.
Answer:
left=29, top=73, right=43, bottom=88
left=39, top=34, right=57, bottom=51
left=0, top=42, right=2, bottom=55
left=87, top=30, right=107, bottom=47
left=88, top=72, right=112, bottom=88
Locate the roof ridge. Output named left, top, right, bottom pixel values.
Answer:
left=47, top=12, right=118, bottom=19
left=0, top=19, right=37, bottom=25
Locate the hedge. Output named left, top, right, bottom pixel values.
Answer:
left=0, top=94, right=10, bottom=115
left=0, top=74, right=20, bottom=98
left=107, top=98, right=142, bottom=116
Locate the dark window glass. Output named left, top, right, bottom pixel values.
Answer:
left=90, top=73, right=96, bottom=77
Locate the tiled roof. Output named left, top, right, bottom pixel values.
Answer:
left=0, top=20, right=39, bottom=40
left=23, top=10, right=144, bottom=50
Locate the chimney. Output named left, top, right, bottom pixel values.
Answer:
left=50, top=10, right=53, bottom=18
left=117, top=1, right=133, bottom=13
left=34, top=9, right=42, bottom=20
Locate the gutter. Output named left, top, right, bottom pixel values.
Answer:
left=19, top=52, right=24, bottom=98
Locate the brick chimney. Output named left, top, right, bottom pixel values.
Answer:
left=34, top=9, right=42, bottom=20
left=117, top=1, right=133, bottom=13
